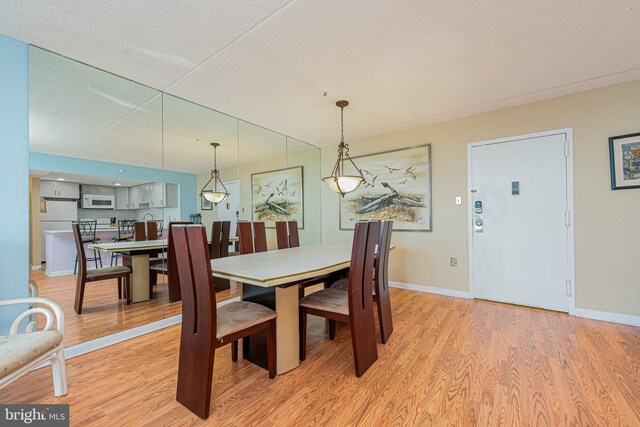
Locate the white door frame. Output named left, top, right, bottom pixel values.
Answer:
left=467, top=128, right=575, bottom=314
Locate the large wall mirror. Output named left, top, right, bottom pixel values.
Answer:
left=28, top=46, right=321, bottom=349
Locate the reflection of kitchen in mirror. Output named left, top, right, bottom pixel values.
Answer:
left=27, top=46, right=169, bottom=346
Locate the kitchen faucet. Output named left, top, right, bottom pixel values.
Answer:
left=143, top=213, right=154, bottom=221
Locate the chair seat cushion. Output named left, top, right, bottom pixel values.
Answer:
left=330, top=278, right=376, bottom=295
left=216, top=301, right=276, bottom=339
left=112, top=235, right=133, bottom=241
left=87, top=266, right=130, bottom=279
left=0, top=331, right=63, bottom=378
left=330, top=278, right=348, bottom=291
left=300, top=288, right=349, bottom=316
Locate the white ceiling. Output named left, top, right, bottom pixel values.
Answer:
left=3, top=0, right=640, bottom=147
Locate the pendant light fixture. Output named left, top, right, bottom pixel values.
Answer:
left=322, top=100, right=364, bottom=196
left=200, top=142, right=229, bottom=205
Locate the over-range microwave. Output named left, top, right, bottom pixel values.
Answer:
left=82, top=194, right=115, bottom=209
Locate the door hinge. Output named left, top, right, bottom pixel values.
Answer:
left=564, top=140, right=569, bottom=158
left=565, top=280, right=572, bottom=297
left=565, top=210, right=571, bottom=227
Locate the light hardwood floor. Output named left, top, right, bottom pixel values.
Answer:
left=29, top=269, right=240, bottom=347
left=2, top=288, right=639, bottom=426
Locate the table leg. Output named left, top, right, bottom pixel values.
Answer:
left=275, top=285, right=300, bottom=375
left=127, top=253, right=150, bottom=303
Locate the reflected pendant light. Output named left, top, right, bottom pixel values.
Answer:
left=200, top=142, right=229, bottom=205
left=322, top=100, right=364, bottom=196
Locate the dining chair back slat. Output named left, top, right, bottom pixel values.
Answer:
left=287, top=221, right=300, bottom=248
left=237, top=222, right=254, bottom=254
left=253, top=222, right=267, bottom=253
left=72, top=224, right=88, bottom=280
left=275, top=222, right=289, bottom=249
left=134, top=222, right=146, bottom=241
left=146, top=221, right=158, bottom=242
left=210, top=221, right=231, bottom=291
left=173, top=225, right=217, bottom=419
left=347, top=221, right=379, bottom=376
left=166, top=221, right=193, bottom=302
left=374, top=221, right=394, bottom=343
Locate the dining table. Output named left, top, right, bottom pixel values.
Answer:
left=88, top=236, right=239, bottom=303
left=211, top=243, right=360, bottom=375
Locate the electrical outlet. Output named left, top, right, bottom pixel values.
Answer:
left=450, top=257, right=458, bottom=267
left=455, top=196, right=462, bottom=205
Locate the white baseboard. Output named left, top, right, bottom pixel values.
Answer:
left=29, top=265, right=41, bottom=270
left=573, top=308, right=640, bottom=327
left=45, top=269, right=74, bottom=277
left=35, top=296, right=241, bottom=369
left=389, top=281, right=471, bottom=299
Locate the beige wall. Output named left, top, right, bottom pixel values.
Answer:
left=29, top=177, right=41, bottom=268
left=322, top=80, right=640, bottom=317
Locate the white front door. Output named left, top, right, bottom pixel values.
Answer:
left=469, top=130, right=573, bottom=312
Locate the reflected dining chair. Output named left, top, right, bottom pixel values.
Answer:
left=173, top=224, right=276, bottom=419
left=72, top=224, right=131, bottom=314
left=275, top=220, right=300, bottom=249
left=237, top=221, right=267, bottom=254
left=299, top=221, right=379, bottom=377
left=72, top=220, right=102, bottom=274
left=149, top=221, right=192, bottom=302
left=134, top=221, right=158, bottom=241
left=332, top=220, right=394, bottom=343
left=210, top=221, right=231, bottom=292
left=111, top=220, right=135, bottom=266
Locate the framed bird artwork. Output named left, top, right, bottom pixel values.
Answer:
left=251, top=166, right=304, bottom=228
left=339, top=144, right=432, bottom=231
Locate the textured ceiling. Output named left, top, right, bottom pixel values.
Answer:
left=3, top=0, right=640, bottom=148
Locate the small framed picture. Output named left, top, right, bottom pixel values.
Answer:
left=201, top=196, right=213, bottom=210
left=609, top=132, right=640, bottom=190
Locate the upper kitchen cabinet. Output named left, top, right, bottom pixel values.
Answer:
left=81, top=185, right=116, bottom=196
left=40, top=180, right=80, bottom=199
left=128, top=182, right=178, bottom=209
left=115, top=186, right=130, bottom=209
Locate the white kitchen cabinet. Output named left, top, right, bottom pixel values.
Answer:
left=128, top=182, right=176, bottom=208
left=40, top=181, right=80, bottom=199
left=81, top=185, right=115, bottom=196
left=115, top=187, right=130, bottom=209
left=129, top=185, right=141, bottom=209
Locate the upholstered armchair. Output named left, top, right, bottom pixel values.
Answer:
left=0, top=297, right=68, bottom=396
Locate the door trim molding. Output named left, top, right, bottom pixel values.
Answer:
left=467, top=128, right=575, bottom=313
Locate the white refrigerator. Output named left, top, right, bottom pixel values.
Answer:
left=40, top=200, right=78, bottom=262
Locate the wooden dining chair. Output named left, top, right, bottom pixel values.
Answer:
left=210, top=221, right=231, bottom=291
left=299, top=221, right=379, bottom=377
left=149, top=221, right=192, bottom=302
left=275, top=220, right=300, bottom=249
left=173, top=225, right=277, bottom=419
left=72, top=223, right=131, bottom=314
left=237, top=221, right=267, bottom=254
left=332, top=220, right=394, bottom=343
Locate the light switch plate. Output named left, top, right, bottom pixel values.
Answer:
left=450, top=257, right=458, bottom=267
left=455, top=196, right=462, bottom=205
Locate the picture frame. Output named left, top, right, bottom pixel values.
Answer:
left=251, top=166, right=304, bottom=228
left=339, top=144, right=432, bottom=231
left=200, top=195, right=213, bottom=210
left=609, top=132, right=640, bottom=190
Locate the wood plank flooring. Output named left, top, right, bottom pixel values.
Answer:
left=2, top=288, right=639, bottom=426
left=29, top=269, right=240, bottom=347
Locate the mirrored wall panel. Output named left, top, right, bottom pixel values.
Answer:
left=29, top=47, right=164, bottom=346
left=28, top=46, right=321, bottom=347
